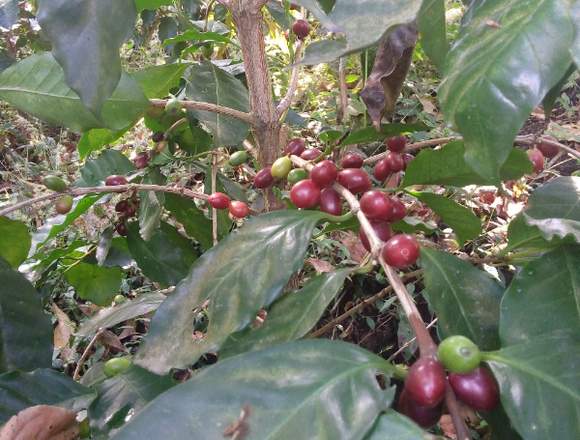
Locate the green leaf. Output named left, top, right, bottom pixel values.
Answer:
left=402, top=141, right=532, bottom=187
left=138, top=168, right=165, bottom=241
left=0, top=369, right=93, bottom=424
left=420, top=248, right=502, bottom=349
left=500, top=246, right=580, bottom=346
left=131, top=63, right=188, bottom=99
left=65, top=262, right=123, bottom=306
left=571, top=1, right=580, bottom=66
left=38, top=0, right=137, bottom=114
left=221, top=269, right=350, bottom=358
left=0, top=53, right=149, bottom=132
left=78, top=128, right=126, bottom=160
left=127, top=222, right=197, bottom=287
left=486, top=331, right=580, bottom=440
left=506, top=214, right=571, bottom=253
left=163, top=29, right=231, bottom=46
left=185, top=62, right=249, bottom=146
left=114, top=340, right=393, bottom=439
left=78, top=150, right=135, bottom=186
left=0, top=217, right=30, bottom=268
left=340, top=123, right=426, bottom=146
left=135, top=0, right=173, bottom=12
left=438, top=0, right=576, bottom=181
left=417, top=0, right=448, bottom=72
left=414, top=192, right=481, bottom=244
left=135, top=210, right=326, bottom=374
left=542, top=64, right=576, bottom=118
left=0, top=259, right=52, bottom=373
left=164, top=194, right=213, bottom=250
left=523, top=176, right=580, bottom=243
left=364, top=411, right=425, bottom=439
left=89, top=365, right=174, bottom=436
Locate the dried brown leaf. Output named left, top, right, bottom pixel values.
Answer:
left=51, top=303, right=75, bottom=350
left=0, top=405, right=79, bottom=440
left=306, top=258, right=334, bottom=274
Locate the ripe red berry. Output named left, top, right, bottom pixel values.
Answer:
left=384, top=152, right=405, bottom=172
left=536, top=139, right=559, bottom=158
left=527, top=148, right=544, bottom=173
left=381, top=234, right=419, bottom=268
left=402, top=153, right=414, bottom=169
left=115, top=222, right=128, bottom=237
left=310, top=160, right=338, bottom=188
left=386, top=136, right=407, bottom=153
left=448, top=367, right=499, bottom=412
left=337, top=168, right=371, bottom=194
left=300, top=148, right=322, bottom=160
left=398, top=388, right=442, bottom=428
left=360, top=190, right=394, bottom=220
left=405, top=357, right=446, bottom=408
left=285, top=138, right=306, bottom=156
left=133, top=152, right=150, bottom=169
left=479, top=191, right=496, bottom=205
left=359, top=221, right=392, bottom=252
left=254, top=167, right=275, bottom=189
left=341, top=153, right=364, bottom=169
left=208, top=192, right=231, bottom=210
left=374, top=158, right=391, bottom=182
left=115, top=200, right=130, bottom=214
left=151, top=132, right=164, bottom=143
left=390, top=199, right=406, bottom=222
left=292, top=19, right=310, bottom=40
left=319, top=188, right=342, bottom=216
left=105, top=175, right=128, bottom=186
left=229, top=201, right=250, bottom=218
left=290, top=179, right=321, bottom=209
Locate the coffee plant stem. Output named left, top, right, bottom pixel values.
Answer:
left=445, top=383, right=471, bottom=440
left=149, top=99, right=254, bottom=124
left=276, top=40, right=304, bottom=119
left=73, top=328, right=105, bottom=381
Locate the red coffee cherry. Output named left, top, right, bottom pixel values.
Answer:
left=381, top=234, right=420, bottom=268
left=527, top=148, right=544, bottom=173
left=292, top=19, right=310, bottom=40
left=290, top=179, right=321, bottom=209
left=319, top=188, right=342, bottom=216
left=208, top=192, right=231, bottom=210
left=405, top=357, right=446, bottom=408
left=536, top=138, right=559, bottom=158
left=254, top=167, right=275, bottom=189
left=133, top=152, right=150, bottom=169
left=115, top=221, right=128, bottom=237
left=285, top=138, right=306, bottom=156
left=310, top=160, right=338, bottom=188
left=448, top=367, right=499, bottom=412
left=398, top=388, right=442, bottom=428
left=386, top=135, right=407, bottom=153
left=402, top=153, right=414, bottom=169
left=115, top=200, right=130, bottom=214
left=360, top=190, right=394, bottom=220
left=105, top=175, right=128, bottom=186
left=390, top=199, right=406, bottom=222
left=229, top=201, right=250, bottom=218
left=374, top=158, right=391, bottom=182
left=151, top=132, right=164, bottom=143
left=300, top=148, right=322, bottom=160
left=385, top=152, right=405, bottom=172
left=359, top=221, right=392, bottom=252
left=337, top=168, right=371, bottom=194
left=341, top=153, right=364, bottom=169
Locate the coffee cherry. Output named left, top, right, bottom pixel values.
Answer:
left=115, top=221, right=128, bottom=237
left=479, top=191, right=496, bottom=205
left=290, top=179, right=320, bottom=209
left=104, top=356, right=132, bottom=378
left=374, top=159, right=391, bottom=182
left=385, top=152, right=405, bottom=172
left=254, top=167, right=275, bottom=189
left=133, top=152, right=150, bottom=169
left=285, top=138, right=306, bottom=156
left=229, top=151, right=249, bottom=167
left=151, top=132, right=165, bottom=143
left=341, top=152, right=364, bottom=169
left=271, top=156, right=293, bottom=179
left=337, top=168, right=372, bottom=194
left=386, top=135, right=407, bottom=153
left=527, top=148, right=544, bottom=173
left=292, top=19, right=310, bottom=40
left=438, top=335, right=481, bottom=374
left=536, top=138, right=559, bottom=158
left=287, top=168, right=309, bottom=185
left=208, top=192, right=231, bottom=210
left=405, top=357, right=446, bottom=408
left=55, top=195, right=73, bottom=215
left=390, top=199, right=406, bottom=222
left=359, top=221, right=392, bottom=252
left=310, top=160, right=338, bottom=188
left=115, top=200, right=130, bottom=214
left=114, top=294, right=127, bottom=304
left=360, top=190, right=394, bottom=220
left=381, top=234, right=420, bottom=268
left=402, top=153, right=414, bottom=169
left=229, top=201, right=250, bottom=218
left=449, top=367, right=499, bottom=412
left=301, top=148, right=322, bottom=161
left=398, top=388, right=442, bottom=428
left=105, top=175, right=128, bottom=186
left=319, top=188, right=342, bottom=216
left=164, top=97, right=182, bottom=115
left=43, top=175, right=68, bottom=192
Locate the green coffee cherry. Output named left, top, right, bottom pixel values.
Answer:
left=271, top=156, right=293, bottom=179
left=43, top=175, right=68, bottom=192
left=55, top=195, right=73, bottom=215
left=103, top=356, right=132, bottom=378
left=229, top=151, right=249, bottom=167
left=287, top=168, right=308, bottom=184
left=113, top=295, right=127, bottom=304
left=438, top=335, right=481, bottom=373
left=164, top=97, right=182, bottom=116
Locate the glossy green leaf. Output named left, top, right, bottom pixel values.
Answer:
left=77, top=128, right=126, bottom=160
left=65, top=262, right=123, bottom=306
left=185, top=62, right=249, bottom=146
left=500, top=246, right=580, bottom=346
left=486, top=331, right=580, bottom=440
left=0, top=217, right=30, bottom=268
left=115, top=340, right=393, bottom=439
left=221, top=269, right=350, bottom=358
left=506, top=214, right=566, bottom=253
left=439, top=0, right=576, bottom=181
left=78, top=150, right=135, bottom=186
left=138, top=168, right=165, bottom=241
left=89, top=365, right=174, bottom=436
left=542, top=64, right=576, bottom=118
left=135, top=211, right=325, bottom=374
left=420, top=248, right=502, bottom=349
left=38, top=0, right=137, bottom=114
left=417, top=0, right=448, bottom=72
left=0, top=259, right=52, bottom=373
left=164, top=194, right=213, bottom=250
left=127, top=222, right=197, bottom=287
left=364, top=411, right=424, bottom=439
left=340, top=123, right=426, bottom=146
left=0, top=369, right=93, bottom=424
left=523, top=176, right=580, bottom=243
left=131, top=63, right=188, bottom=99
left=0, top=53, right=148, bottom=132
left=0, top=0, right=18, bottom=29
left=135, top=0, right=173, bottom=12
left=414, top=192, right=481, bottom=244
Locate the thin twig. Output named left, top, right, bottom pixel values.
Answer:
left=364, top=137, right=459, bottom=164
left=73, top=328, right=104, bottom=381
left=276, top=40, right=304, bottom=118
left=387, top=318, right=438, bottom=361
left=150, top=99, right=254, bottom=125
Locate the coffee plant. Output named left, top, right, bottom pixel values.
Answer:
left=0, top=0, right=578, bottom=439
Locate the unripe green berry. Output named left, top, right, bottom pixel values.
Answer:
left=43, top=175, right=68, bottom=192
left=229, top=151, right=249, bottom=167
left=55, top=195, right=74, bottom=215
left=287, top=168, right=308, bottom=185
left=271, top=156, right=293, bottom=179
left=164, top=97, right=182, bottom=116
left=103, top=356, right=132, bottom=378
left=438, top=335, right=481, bottom=373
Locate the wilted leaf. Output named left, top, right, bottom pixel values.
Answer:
left=0, top=405, right=78, bottom=440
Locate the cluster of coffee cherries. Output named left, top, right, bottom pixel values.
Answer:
left=43, top=175, right=74, bottom=215
left=399, top=335, right=499, bottom=427
left=102, top=175, right=135, bottom=236
left=207, top=192, right=250, bottom=220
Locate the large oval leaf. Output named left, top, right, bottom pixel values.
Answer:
left=363, top=412, right=424, bottom=439
left=135, top=210, right=326, bottom=374
left=65, top=262, right=123, bottom=306
left=164, top=194, right=213, bottom=251
left=115, top=340, right=392, bottom=440
left=0, top=217, right=30, bottom=269
left=417, top=0, right=448, bottom=72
